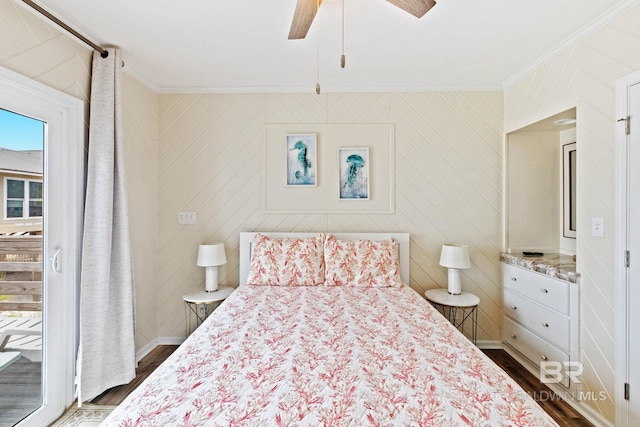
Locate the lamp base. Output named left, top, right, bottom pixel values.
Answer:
left=447, top=268, right=462, bottom=295
left=205, top=266, right=219, bottom=292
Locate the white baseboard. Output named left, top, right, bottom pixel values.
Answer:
left=476, top=340, right=502, bottom=349
left=135, top=337, right=185, bottom=363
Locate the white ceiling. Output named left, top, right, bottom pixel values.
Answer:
left=33, top=0, right=636, bottom=93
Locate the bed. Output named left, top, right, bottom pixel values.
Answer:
left=102, top=232, right=557, bottom=426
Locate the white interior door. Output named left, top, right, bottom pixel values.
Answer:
left=626, top=80, right=640, bottom=427
left=616, top=71, right=640, bottom=427
left=0, top=66, right=83, bottom=426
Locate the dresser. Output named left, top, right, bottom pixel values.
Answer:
left=501, top=253, right=579, bottom=391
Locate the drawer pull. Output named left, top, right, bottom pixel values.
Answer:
left=541, top=322, right=549, bottom=327
left=540, top=288, right=549, bottom=293
left=510, top=305, right=517, bottom=310
left=511, top=277, right=517, bottom=282
left=541, top=355, right=548, bottom=361
left=510, top=334, right=517, bottom=339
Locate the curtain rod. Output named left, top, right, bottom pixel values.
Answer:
left=21, top=0, right=109, bottom=58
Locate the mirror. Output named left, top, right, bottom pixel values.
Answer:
left=563, top=142, right=577, bottom=238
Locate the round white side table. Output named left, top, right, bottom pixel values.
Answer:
left=425, top=288, right=480, bottom=344
left=183, top=286, right=234, bottom=335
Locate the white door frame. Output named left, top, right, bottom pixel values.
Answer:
left=614, top=69, right=640, bottom=427
left=0, top=65, right=84, bottom=425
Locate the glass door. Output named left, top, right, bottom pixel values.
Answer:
left=0, top=109, right=45, bottom=426
left=0, top=66, right=84, bottom=426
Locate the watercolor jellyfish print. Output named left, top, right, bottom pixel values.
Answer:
left=340, top=149, right=368, bottom=199
left=286, top=135, right=316, bottom=186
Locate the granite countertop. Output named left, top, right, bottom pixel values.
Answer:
left=500, top=252, right=580, bottom=284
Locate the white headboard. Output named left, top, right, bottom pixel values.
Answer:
left=239, top=232, right=410, bottom=285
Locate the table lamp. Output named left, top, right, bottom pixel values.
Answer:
left=197, top=243, right=227, bottom=292
left=439, top=244, right=470, bottom=295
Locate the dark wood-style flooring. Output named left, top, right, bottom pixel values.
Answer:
left=92, top=345, right=594, bottom=426
left=483, top=349, right=594, bottom=427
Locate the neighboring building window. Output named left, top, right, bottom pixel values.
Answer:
left=5, top=178, right=43, bottom=219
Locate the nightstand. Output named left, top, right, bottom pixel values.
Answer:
left=425, top=289, right=480, bottom=344
left=183, top=286, right=234, bottom=335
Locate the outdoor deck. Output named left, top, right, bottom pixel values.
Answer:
left=0, top=356, right=41, bottom=426
left=0, top=235, right=42, bottom=426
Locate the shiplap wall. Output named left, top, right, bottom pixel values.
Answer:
left=504, top=4, right=640, bottom=423
left=7, top=0, right=634, bottom=422
left=0, top=0, right=158, bottom=354
left=157, top=91, right=505, bottom=345
left=0, top=0, right=90, bottom=106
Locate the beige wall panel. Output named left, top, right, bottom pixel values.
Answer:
left=504, top=4, right=640, bottom=421
left=123, top=74, right=159, bottom=352
left=0, top=1, right=91, bottom=103
left=327, top=92, right=392, bottom=123
left=266, top=93, right=327, bottom=123
left=158, top=90, right=504, bottom=345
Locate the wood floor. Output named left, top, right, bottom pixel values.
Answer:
left=93, top=345, right=595, bottom=426
left=483, top=349, right=594, bottom=427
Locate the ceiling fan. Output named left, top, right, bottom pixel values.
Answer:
left=288, top=0, right=436, bottom=39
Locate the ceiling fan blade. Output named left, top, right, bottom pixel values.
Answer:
left=386, top=0, right=436, bottom=18
left=288, top=0, right=323, bottom=40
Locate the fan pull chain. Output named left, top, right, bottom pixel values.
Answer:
left=340, top=0, right=346, bottom=68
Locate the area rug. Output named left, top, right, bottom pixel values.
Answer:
left=50, top=403, right=116, bottom=426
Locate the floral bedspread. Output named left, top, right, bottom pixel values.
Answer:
left=102, top=285, right=557, bottom=426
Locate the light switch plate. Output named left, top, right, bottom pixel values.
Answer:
left=592, top=217, right=604, bottom=238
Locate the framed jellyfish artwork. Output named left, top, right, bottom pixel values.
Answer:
left=286, top=134, right=317, bottom=186
left=338, top=147, right=369, bottom=200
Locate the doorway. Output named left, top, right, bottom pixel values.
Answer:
left=0, top=66, right=83, bottom=426
left=615, top=70, right=640, bottom=426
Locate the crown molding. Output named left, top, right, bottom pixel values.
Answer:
left=503, top=0, right=640, bottom=89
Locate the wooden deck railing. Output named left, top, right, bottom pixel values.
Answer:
left=0, top=236, right=42, bottom=312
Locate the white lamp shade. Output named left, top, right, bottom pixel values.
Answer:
left=197, top=243, right=227, bottom=267
left=439, top=244, right=470, bottom=269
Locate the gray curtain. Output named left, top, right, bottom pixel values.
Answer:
left=77, top=48, right=136, bottom=403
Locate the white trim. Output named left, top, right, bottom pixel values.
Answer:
left=614, top=69, right=640, bottom=427
left=3, top=177, right=43, bottom=221
left=155, top=84, right=504, bottom=95
left=476, top=340, right=502, bottom=350
left=134, top=337, right=186, bottom=363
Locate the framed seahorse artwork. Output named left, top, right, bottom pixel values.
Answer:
left=286, top=134, right=317, bottom=186
left=338, top=147, right=369, bottom=200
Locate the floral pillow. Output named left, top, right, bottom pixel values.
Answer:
left=246, top=234, right=325, bottom=286
left=324, top=234, right=403, bottom=287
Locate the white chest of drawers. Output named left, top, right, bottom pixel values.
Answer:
left=502, top=262, right=580, bottom=390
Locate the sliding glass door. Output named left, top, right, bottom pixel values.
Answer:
left=0, top=66, right=83, bottom=426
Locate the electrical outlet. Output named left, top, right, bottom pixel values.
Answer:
left=178, top=211, right=196, bottom=225
left=592, top=217, right=604, bottom=238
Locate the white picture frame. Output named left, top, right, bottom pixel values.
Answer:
left=286, top=134, right=317, bottom=186
left=338, top=147, right=369, bottom=200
